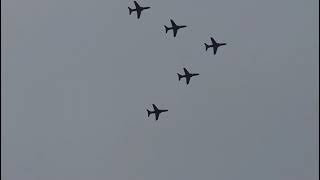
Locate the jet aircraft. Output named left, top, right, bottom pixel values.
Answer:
left=204, top=37, right=226, bottom=55
left=177, top=68, right=199, bottom=85
left=147, top=104, right=168, bottom=121
left=128, top=1, right=150, bottom=19
left=164, top=19, right=187, bottom=37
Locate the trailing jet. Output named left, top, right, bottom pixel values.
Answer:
left=164, top=19, right=187, bottom=37
left=128, top=1, right=150, bottom=19
left=147, top=104, right=168, bottom=121
left=178, top=68, right=199, bottom=85
left=204, top=37, right=226, bottom=55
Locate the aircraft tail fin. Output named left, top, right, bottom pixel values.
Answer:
left=164, top=25, right=169, bottom=33
left=128, top=7, right=133, bottom=15
left=204, top=43, right=210, bottom=51
left=177, top=73, right=183, bottom=81
left=147, top=109, right=152, bottom=117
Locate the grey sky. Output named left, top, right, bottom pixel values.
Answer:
left=1, top=0, right=319, bottom=179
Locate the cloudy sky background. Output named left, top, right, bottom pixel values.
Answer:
left=2, top=0, right=319, bottom=179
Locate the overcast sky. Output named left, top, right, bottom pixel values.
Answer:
left=1, top=0, right=319, bottom=179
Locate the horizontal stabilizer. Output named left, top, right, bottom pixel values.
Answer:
left=128, top=7, right=133, bottom=15
left=204, top=43, right=210, bottom=51
left=147, top=109, right=152, bottom=117
left=177, top=73, right=183, bottom=81
left=164, top=25, right=169, bottom=33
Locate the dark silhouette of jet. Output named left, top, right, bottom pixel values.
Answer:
left=204, top=37, right=226, bottom=55
left=164, top=19, right=187, bottom=37
left=147, top=104, right=168, bottom=121
left=178, top=68, right=199, bottom=85
left=128, top=1, right=150, bottom=19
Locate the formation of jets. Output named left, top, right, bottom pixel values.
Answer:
left=128, top=1, right=227, bottom=121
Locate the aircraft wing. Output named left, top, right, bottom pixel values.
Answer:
left=186, top=77, right=191, bottom=85
left=137, top=10, right=141, bottom=19
left=152, top=104, right=158, bottom=111
left=155, top=113, right=159, bottom=120
left=210, top=37, right=217, bottom=45
left=213, top=47, right=217, bottom=55
left=183, top=68, right=189, bottom=75
left=173, top=29, right=178, bottom=37
left=134, top=1, right=140, bottom=8
left=170, top=19, right=177, bottom=27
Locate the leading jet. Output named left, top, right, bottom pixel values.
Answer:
left=177, top=68, right=199, bottom=85
left=128, top=1, right=150, bottom=19
left=147, top=104, right=168, bottom=121
left=204, top=37, right=226, bottom=55
left=164, top=19, right=187, bottom=37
